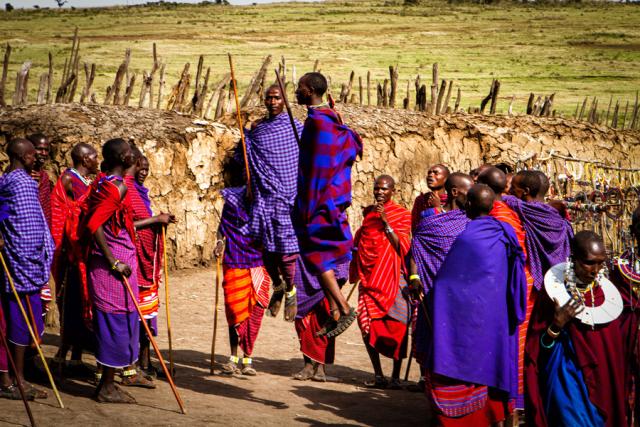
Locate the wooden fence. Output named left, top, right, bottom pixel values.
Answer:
left=1, top=29, right=639, bottom=130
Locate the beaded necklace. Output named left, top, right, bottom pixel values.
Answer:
left=615, top=249, right=640, bottom=311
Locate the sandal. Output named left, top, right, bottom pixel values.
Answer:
left=320, top=307, right=358, bottom=338
left=283, top=287, right=298, bottom=322
left=24, top=383, right=48, bottom=399
left=311, top=369, right=326, bottom=382
left=0, top=384, right=34, bottom=401
left=364, top=375, right=388, bottom=389
left=121, top=369, right=156, bottom=389
left=240, top=357, right=257, bottom=376
left=220, top=356, right=241, bottom=376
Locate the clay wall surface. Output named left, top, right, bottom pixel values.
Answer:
left=1, top=103, right=638, bottom=268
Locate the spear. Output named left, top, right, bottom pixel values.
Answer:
left=161, top=226, right=175, bottom=376
left=275, top=68, right=300, bottom=146
left=121, top=275, right=186, bottom=414
left=227, top=53, right=252, bottom=199
left=210, top=255, right=222, bottom=375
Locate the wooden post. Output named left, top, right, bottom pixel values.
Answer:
left=630, top=91, right=639, bottom=130
left=414, top=75, right=421, bottom=110
left=123, top=74, right=136, bottom=106
left=12, top=61, right=32, bottom=106
left=454, top=87, right=461, bottom=112
left=196, top=67, right=210, bottom=117
left=376, top=82, right=383, bottom=107
left=441, top=80, right=453, bottom=114
left=67, top=55, right=80, bottom=103
left=80, top=63, right=95, bottom=104
left=621, top=101, right=629, bottom=129
left=139, top=71, right=150, bottom=108
left=240, top=55, right=272, bottom=109
left=526, top=93, right=535, bottom=115
left=508, top=95, right=515, bottom=116
left=382, top=79, right=389, bottom=107
left=46, top=52, right=53, bottom=104
left=435, top=79, right=446, bottom=114
left=366, top=71, right=371, bottom=106
left=0, top=43, right=11, bottom=107
left=389, top=65, right=398, bottom=108
left=612, top=101, right=619, bottom=128
left=37, top=74, right=48, bottom=104
left=204, top=73, right=230, bottom=119
left=313, top=59, right=319, bottom=73
left=404, top=79, right=410, bottom=110
left=574, top=102, right=580, bottom=120
left=358, top=76, right=363, bottom=105
left=605, top=95, right=613, bottom=125
left=431, top=63, right=438, bottom=103
left=214, top=87, right=227, bottom=120
left=156, top=64, right=166, bottom=109
left=480, top=80, right=495, bottom=114
left=578, top=96, right=588, bottom=121
left=489, top=80, right=500, bottom=114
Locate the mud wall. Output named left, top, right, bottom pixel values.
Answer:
left=1, top=103, right=638, bottom=268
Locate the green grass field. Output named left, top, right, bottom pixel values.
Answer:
left=1, top=0, right=639, bottom=116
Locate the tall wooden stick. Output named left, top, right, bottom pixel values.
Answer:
left=121, top=276, right=186, bottom=414
left=161, top=226, right=174, bottom=376
left=210, top=256, right=222, bottom=375
left=0, top=253, right=64, bottom=409
left=228, top=53, right=252, bottom=199
left=0, top=302, right=36, bottom=427
left=275, top=68, right=301, bottom=146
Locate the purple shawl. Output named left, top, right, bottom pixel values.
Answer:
left=243, top=113, right=302, bottom=254
left=295, top=107, right=363, bottom=274
left=502, top=195, right=573, bottom=290
left=0, top=169, right=54, bottom=293
left=219, top=187, right=263, bottom=269
left=411, top=209, right=471, bottom=293
left=431, top=216, right=526, bottom=398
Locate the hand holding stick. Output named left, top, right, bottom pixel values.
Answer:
left=228, top=53, right=252, bottom=200
left=275, top=68, right=301, bottom=146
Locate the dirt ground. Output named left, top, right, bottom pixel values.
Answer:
left=1, top=268, right=429, bottom=427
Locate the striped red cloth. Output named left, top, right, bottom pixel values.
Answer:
left=295, top=299, right=335, bottom=365
left=125, top=175, right=162, bottom=289
left=490, top=200, right=537, bottom=409
left=222, top=266, right=270, bottom=326
left=354, top=201, right=411, bottom=335
left=37, top=170, right=52, bottom=230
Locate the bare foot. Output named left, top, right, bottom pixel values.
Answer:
left=312, top=364, right=326, bottom=382
left=284, top=289, right=297, bottom=322
left=267, top=289, right=284, bottom=317
left=95, top=383, right=136, bottom=404
left=292, top=363, right=315, bottom=381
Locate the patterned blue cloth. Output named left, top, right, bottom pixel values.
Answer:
left=242, top=113, right=302, bottom=254
left=220, top=186, right=263, bottom=269
left=0, top=169, right=54, bottom=293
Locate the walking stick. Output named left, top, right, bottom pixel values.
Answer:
left=121, top=276, right=186, bottom=414
left=274, top=69, right=301, bottom=146
left=0, top=303, right=37, bottom=427
left=227, top=53, right=252, bottom=199
left=0, top=252, right=64, bottom=409
left=405, top=296, right=432, bottom=382
left=161, top=226, right=174, bottom=376
left=210, top=256, right=222, bottom=375
left=404, top=346, right=413, bottom=382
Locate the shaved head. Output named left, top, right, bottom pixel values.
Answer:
left=375, top=174, right=395, bottom=188
left=572, top=230, right=606, bottom=260
left=70, top=143, right=96, bottom=165
left=444, top=172, right=474, bottom=210
left=477, top=167, right=507, bottom=195
left=7, top=138, right=34, bottom=160
left=511, top=170, right=550, bottom=201
left=466, top=184, right=495, bottom=219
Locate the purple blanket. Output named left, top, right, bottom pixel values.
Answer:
left=431, top=216, right=526, bottom=398
left=0, top=169, right=54, bottom=293
left=502, top=195, right=573, bottom=290
left=411, top=209, right=470, bottom=360
left=295, top=107, right=362, bottom=275
left=243, top=113, right=302, bottom=254
left=220, top=187, right=263, bottom=269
